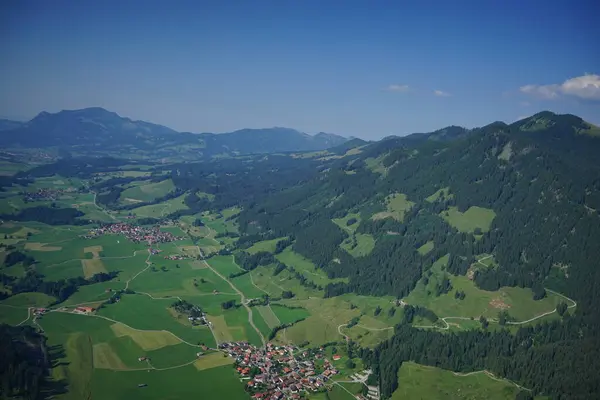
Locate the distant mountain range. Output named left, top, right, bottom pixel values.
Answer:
left=0, top=107, right=349, bottom=159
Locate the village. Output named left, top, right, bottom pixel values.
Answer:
left=21, top=187, right=79, bottom=202
left=219, top=341, right=374, bottom=400
left=80, top=222, right=184, bottom=244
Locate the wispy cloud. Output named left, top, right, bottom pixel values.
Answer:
left=386, top=84, right=410, bottom=93
left=433, top=90, right=451, bottom=97
left=520, top=73, right=600, bottom=101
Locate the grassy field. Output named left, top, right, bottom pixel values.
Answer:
left=275, top=247, right=348, bottom=286
left=120, top=179, right=175, bottom=203
left=391, top=362, right=519, bottom=400
left=246, top=237, right=286, bottom=254
left=249, top=266, right=322, bottom=300
left=98, top=294, right=216, bottom=347
left=340, top=233, right=375, bottom=257
left=256, top=305, right=281, bottom=329
left=231, top=273, right=268, bottom=299
left=270, top=304, right=310, bottom=325
left=130, top=194, right=189, bottom=218
left=332, top=213, right=361, bottom=233
left=222, top=306, right=263, bottom=346
left=426, top=187, right=454, bottom=203
left=207, top=255, right=244, bottom=276
left=405, top=255, right=565, bottom=325
left=90, top=364, right=247, bottom=400
left=440, top=206, right=496, bottom=233
left=194, top=351, right=234, bottom=370
left=372, top=193, right=414, bottom=222
left=417, top=241, right=434, bottom=255
left=0, top=292, right=56, bottom=307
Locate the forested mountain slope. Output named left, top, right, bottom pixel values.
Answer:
left=232, top=111, right=600, bottom=398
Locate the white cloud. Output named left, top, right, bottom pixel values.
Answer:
left=386, top=84, right=410, bottom=92
left=520, top=73, right=600, bottom=101
left=433, top=90, right=451, bottom=97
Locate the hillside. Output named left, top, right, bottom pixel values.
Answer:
left=0, top=107, right=348, bottom=160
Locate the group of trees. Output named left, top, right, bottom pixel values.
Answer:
left=0, top=270, right=118, bottom=303
left=0, top=206, right=86, bottom=225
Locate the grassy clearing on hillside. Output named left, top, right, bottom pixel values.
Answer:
left=405, top=255, right=565, bottom=324
left=246, top=237, right=286, bottom=254
left=372, top=193, right=414, bottom=222
left=391, top=362, right=518, bottom=400
left=340, top=233, right=375, bottom=257
left=120, top=179, right=175, bottom=202
left=426, top=187, right=454, bottom=203
left=91, top=364, right=247, bottom=400
left=417, top=241, right=434, bottom=255
left=270, top=304, right=310, bottom=325
left=276, top=247, right=348, bottom=286
left=0, top=292, right=56, bottom=307
left=440, top=206, right=496, bottom=233
left=332, top=213, right=361, bottom=233
left=249, top=266, right=322, bottom=300
left=0, top=305, right=28, bottom=325
left=206, top=314, right=233, bottom=343
left=364, top=155, right=388, bottom=175
left=130, top=193, right=188, bottom=218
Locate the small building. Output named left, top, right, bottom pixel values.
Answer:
left=332, top=354, right=342, bottom=361
left=75, top=306, right=95, bottom=313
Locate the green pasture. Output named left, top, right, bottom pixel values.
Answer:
left=90, top=364, right=247, bottom=400
left=120, top=179, right=175, bottom=202
left=130, top=194, right=188, bottom=218
left=246, top=237, right=286, bottom=254
left=275, top=247, right=347, bottom=286
left=391, top=362, right=518, bottom=400
left=332, top=212, right=361, bottom=233
left=405, top=255, right=565, bottom=324
left=340, top=233, right=375, bottom=257
left=440, top=206, right=496, bottom=233
left=426, top=187, right=453, bottom=203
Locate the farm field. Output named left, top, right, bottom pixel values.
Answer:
left=390, top=362, right=519, bottom=400
left=97, top=294, right=217, bottom=347
left=440, top=206, right=496, bottom=233
left=426, top=187, right=453, bottom=203
left=90, top=364, right=247, bottom=400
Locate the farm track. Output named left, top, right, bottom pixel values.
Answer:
left=196, top=246, right=266, bottom=347
left=452, top=370, right=531, bottom=392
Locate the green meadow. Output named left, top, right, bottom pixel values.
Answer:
left=391, top=362, right=518, bottom=400
left=246, top=237, right=286, bottom=254
left=440, top=206, right=496, bottom=233
left=405, top=255, right=565, bottom=325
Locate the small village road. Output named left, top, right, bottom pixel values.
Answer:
left=197, top=247, right=266, bottom=347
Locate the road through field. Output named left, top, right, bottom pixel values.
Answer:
left=197, top=246, right=266, bottom=347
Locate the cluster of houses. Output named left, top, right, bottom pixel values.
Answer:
left=21, top=187, right=77, bottom=202
left=220, top=342, right=340, bottom=399
left=81, top=223, right=183, bottom=245
left=164, top=254, right=190, bottom=261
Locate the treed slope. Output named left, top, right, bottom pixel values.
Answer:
left=234, top=111, right=600, bottom=398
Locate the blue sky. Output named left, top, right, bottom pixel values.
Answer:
left=1, top=0, right=598, bottom=139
